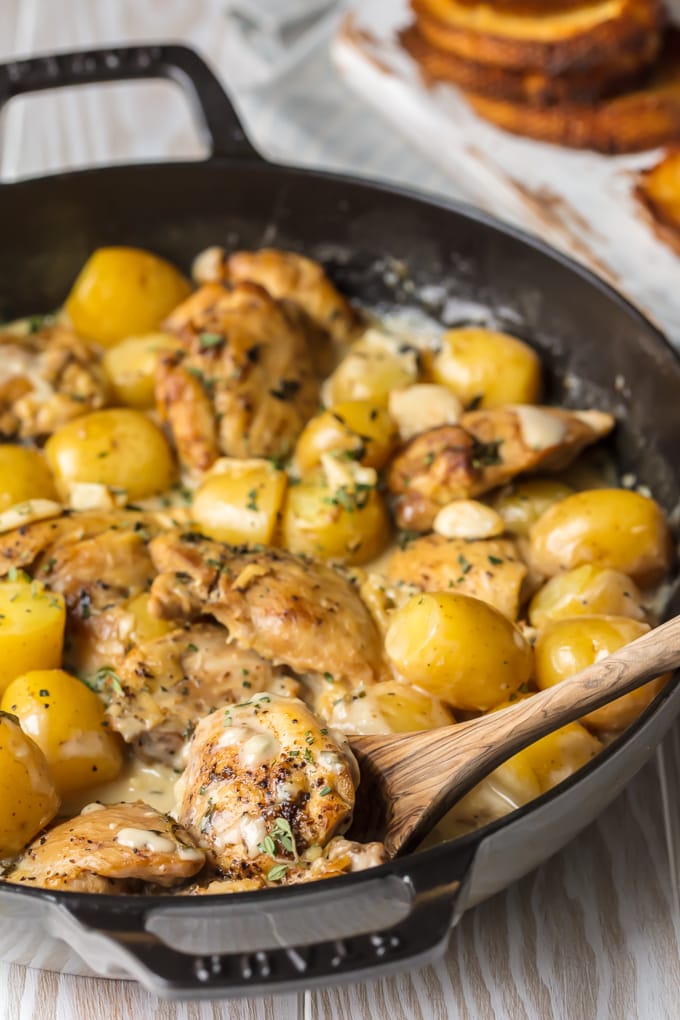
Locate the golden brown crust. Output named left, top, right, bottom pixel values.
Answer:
left=636, top=147, right=680, bottom=255
left=147, top=532, right=387, bottom=687
left=463, top=29, right=680, bottom=153
left=400, top=22, right=659, bottom=106
left=411, top=0, right=665, bottom=74
left=158, top=282, right=320, bottom=470
left=6, top=802, right=205, bottom=892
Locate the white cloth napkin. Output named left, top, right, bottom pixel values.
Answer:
left=213, top=0, right=460, bottom=200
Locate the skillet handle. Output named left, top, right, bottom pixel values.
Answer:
left=0, top=43, right=261, bottom=163
left=51, top=844, right=477, bottom=998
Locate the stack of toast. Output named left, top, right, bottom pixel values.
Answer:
left=402, top=0, right=680, bottom=154
left=637, top=148, right=680, bottom=252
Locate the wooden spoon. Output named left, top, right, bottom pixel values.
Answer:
left=348, top=614, right=680, bottom=856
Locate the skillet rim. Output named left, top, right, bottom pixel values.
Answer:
left=0, top=155, right=678, bottom=909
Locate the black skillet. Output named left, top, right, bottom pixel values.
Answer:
left=0, top=44, right=678, bottom=999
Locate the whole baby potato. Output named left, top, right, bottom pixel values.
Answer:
left=323, top=333, right=419, bottom=408
left=45, top=408, right=176, bottom=501
left=529, top=488, right=671, bottom=586
left=0, top=445, right=59, bottom=511
left=529, top=564, right=646, bottom=628
left=2, top=669, right=123, bottom=795
left=282, top=471, right=390, bottom=565
left=0, top=579, right=65, bottom=695
left=507, top=719, right=602, bottom=791
left=293, top=400, right=397, bottom=473
left=428, top=327, right=542, bottom=408
left=385, top=592, right=533, bottom=711
left=493, top=479, right=573, bottom=537
left=0, top=711, right=60, bottom=857
left=103, top=332, right=183, bottom=409
left=66, top=246, right=191, bottom=347
left=434, top=713, right=601, bottom=840
left=192, top=459, right=287, bottom=546
left=534, top=615, right=664, bottom=733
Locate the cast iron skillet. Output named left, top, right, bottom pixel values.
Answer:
left=0, top=45, right=678, bottom=1000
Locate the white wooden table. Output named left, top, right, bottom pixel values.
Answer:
left=1, top=3, right=679, bottom=1018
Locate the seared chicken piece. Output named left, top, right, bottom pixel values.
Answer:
left=157, top=282, right=319, bottom=470
left=107, top=622, right=295, bottom=767
left=0, top=322, right=107, bottom=439
left=286, top=837, right=388, bottom=884
left=148, top=532, right=386, bottom=688
left=177, top=692, right=356, bottom=875
left=179, top=874, right=267, bottom=895
left=389, top=405, right=614, bottom=530
left=386, top=534, right=527, bottom=620
left=192, top=247, right=360, bottom=346
left=5, top=802, right=205, bottom=893
left=0, top=509, right=165, bottom=674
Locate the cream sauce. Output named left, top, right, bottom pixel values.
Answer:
left=115, top=827, right=177, bottom=853
left=61, top=760, right=180, bottom=817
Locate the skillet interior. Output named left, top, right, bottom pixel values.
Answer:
left=0, top=160, right=679, bottom=990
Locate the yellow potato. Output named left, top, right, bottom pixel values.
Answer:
left=192, top=459, right=287, bottom=546
left=293, top=400, right=397, bottom=473
left=2, top=669, right=123, bottom=795
left=45, top=408, right=176, bottom=501
left=0, top=579, right=65, bottom=695
left=529, top=565, right=646, bottom=629
left=534, top=615, right=663, bottom=732
left=65, top=246, right=191, bottom=347
left=323, top=332, right=419, bottom=407
left=529, top=488, right=671, bottom=586
left=281, top=469, right=390, bottom=565
left=370, top=681, right=454, bottom=732
left=506, top=720, right=602, bottom=790
left=431, top=715, right=601, bottom=839
left=0, top=711, right=60, bottom=857
left=385, top=592, right=533, bottom=711
left=103, top=332, right=183, bottom=409
left=428, top=327, right=541, bottom=408
left=493, top=479, right=573, bottom=537
left=0, top=445, right=59, bottom=512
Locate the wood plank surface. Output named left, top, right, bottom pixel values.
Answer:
left=0, top=2, right=678, bottom=1018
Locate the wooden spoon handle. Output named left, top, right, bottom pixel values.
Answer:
left=418, top=613, right=680, bottom=804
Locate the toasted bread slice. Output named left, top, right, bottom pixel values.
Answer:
left=412, top=0, right=665, bottom=74
left=463, top=29, right=680, bottom=153
left=401, top=22, right=659, bottom=106
left=636, top=148, right=680, bottom=254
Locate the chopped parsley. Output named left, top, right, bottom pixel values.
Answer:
left=319, top=786, right=332, bottom=796
left=198, top=331, right=224, bottom=349
left=266, top=863, right=289, bottom=882
left=471, top=438, right=503, bottom=469
left=246, top=488, right=259, bottom=511
left=488, top=555, right=504, bottom=565
left=83, top=666, right=124, bottom=696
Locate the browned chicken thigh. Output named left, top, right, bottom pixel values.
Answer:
left=106, top=622, right=295, bottom=767
left=5, top=802, right=205, bottom=893
left=177, top=692, right=357, bottom=880
left=386, top=534, right=528, bottom=620
left=0, top=509, right=165, bottom=675
left=191, top=247, right=360, bottom=346
left=148, top=532, right=386, bottom=688
left=389, top=405, right=614, bottom=530
left=157, top=282, right=320, bottom=471
left=0, top=322, right=108, bottom=439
